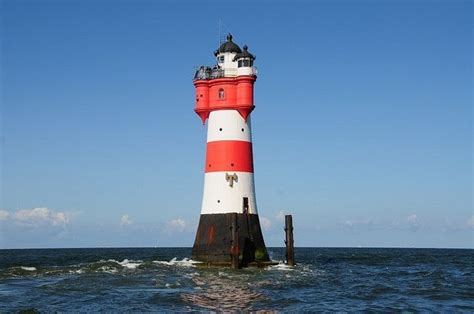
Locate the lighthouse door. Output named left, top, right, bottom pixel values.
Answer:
left=242, top=197, right=249, bottom=214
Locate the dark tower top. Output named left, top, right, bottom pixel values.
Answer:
left=214, top=34, right=242, bottom=56
left=233, top=45, right=256, bottom=61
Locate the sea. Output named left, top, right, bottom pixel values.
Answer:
left=0, top=247, right=472, bottom=312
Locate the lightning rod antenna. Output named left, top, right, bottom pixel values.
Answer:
left=219, top=18, right=222, bottom=46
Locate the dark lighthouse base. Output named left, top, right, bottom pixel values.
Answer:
left=192, top=213, right=270, bottom=267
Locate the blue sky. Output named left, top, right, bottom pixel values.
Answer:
left=1, top=0, right=472, bottom=248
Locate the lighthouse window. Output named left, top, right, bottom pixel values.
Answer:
left=219, top=56, right=224, bottom=63
left=238, top=59, right=252, bottom=67
left=218, top=89, right=225, bottom=99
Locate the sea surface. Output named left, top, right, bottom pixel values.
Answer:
left=0, top=247, right=472, bottom=312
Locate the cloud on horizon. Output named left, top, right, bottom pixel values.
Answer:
left=260, top=216, right=271, bottom=231
left=165, top=218, right=187, bottom=233
left=0, top=208, right=70, bottom=227
left=468, top=216, right=474, bottom=228
left=120, top=214, right=133, bottom=226
left=275, top=210, right=285, bottom=222
left=0, top=210, right=10, bottom=221
left=337, top=213, right=474, bottom=233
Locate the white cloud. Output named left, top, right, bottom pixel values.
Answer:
left=51, top=212, right=69, bottom=226
left=343, top=220, right=354, bottom=227
left=468, top=216, right=474, bottom=228
left=13, top=208, right=70, bottom=227
left=120, top=214, right=133, bottom=226
left=260, top=216, right=271, bottom=231
left=342, top=218, right=373, bottom=228
left=405, top=214, right=420, bottom=230
left=275, top=210, right=285, bottom=222
left=0, top=210, right=9, bottom=221
left=15, top=208, right=49, bottom=221
left=166, top=218, right=187, bottom=232
left=407, top=214, right=418, bottom=223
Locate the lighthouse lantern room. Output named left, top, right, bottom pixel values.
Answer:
left=192, top=34, right=270, bottom=266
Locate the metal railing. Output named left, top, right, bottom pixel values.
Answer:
left=193, top=66, right=224, bottom=80
left=193, top=66, right=257, bottom=80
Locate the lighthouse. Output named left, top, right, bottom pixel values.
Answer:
left=192, top=34, right=270, bottom=266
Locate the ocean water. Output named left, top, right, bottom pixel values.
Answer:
left=0, top=248, right=472, bottom=312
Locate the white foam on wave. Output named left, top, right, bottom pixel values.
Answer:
left=20, top=266, right=37, bottom=271
left=103, top=259, right=142, bottom=270
left=267, top=262, right=294, bottom=271
left=70, top=269, right=84, bottom=274
left=118, top=259, right=142, bottom=269
left=153, top=257, right=202, bottom=267
left=98, top=266, right=118, bottom=274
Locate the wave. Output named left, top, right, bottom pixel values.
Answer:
left=0, top=257, right=203, bottom=279
left=20, top=266, right=37, bottom=271
left=267, top=262, right=294, bottom=271
left=153, top=257, right=202, bottom=267
left=117, top=259, right=142, bottom=269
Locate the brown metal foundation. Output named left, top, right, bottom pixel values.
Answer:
left=192, top=213, right=270, bottom=267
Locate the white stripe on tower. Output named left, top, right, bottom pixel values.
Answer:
left=201, top=110, right=258, bottom=215
left=206, top=110, right=252, bottom=142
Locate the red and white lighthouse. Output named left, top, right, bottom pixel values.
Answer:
left=192, top=34, right=270, bottom=265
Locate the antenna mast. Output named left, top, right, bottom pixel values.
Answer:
left=219, top=18, right=222, bottom=45
left=219, top=19, right=227, bottom=44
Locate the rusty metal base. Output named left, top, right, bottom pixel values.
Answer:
left=195, top=260, right=279, bottom=268
left=192, top=213, right=270, bottom=267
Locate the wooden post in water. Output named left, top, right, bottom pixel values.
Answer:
left=230, top=213, right=240, bottom=269
left=284, top=215, right=295, bottom=266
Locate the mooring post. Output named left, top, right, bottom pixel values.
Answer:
left=284, top=214, right=295, bottom=266
left=230, top=213, right=240, bottom=269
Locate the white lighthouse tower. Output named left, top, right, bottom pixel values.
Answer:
left=192, top=34, right=269, bottom=266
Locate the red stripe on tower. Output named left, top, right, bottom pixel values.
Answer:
left=205, top=140, right=254, bottom=173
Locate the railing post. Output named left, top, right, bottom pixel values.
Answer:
left=284, top=215, right=295, bottom=266
left=230, top=213, right=240, bottom=269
